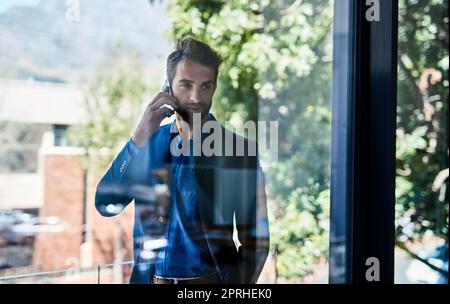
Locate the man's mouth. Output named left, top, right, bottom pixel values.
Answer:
left=186, top=106, right=202, bottom=113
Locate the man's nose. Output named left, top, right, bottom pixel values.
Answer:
left=190, top=87, right=202, bottom=103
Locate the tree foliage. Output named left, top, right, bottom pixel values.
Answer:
left=68, top=47, right=151, bottom=175
left=77, top=0, right=448, bottom=281
left=166, top=0, right=333, bottom=280
left=396, top=0, right=449, bottom=244
left=164, top=0, right=448, bottom=280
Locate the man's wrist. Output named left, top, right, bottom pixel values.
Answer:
left=131, top=130, right=150, bottom=148
left=130, top=137, right=146, bottom=148
left=128, top=136, right=148, bottom=157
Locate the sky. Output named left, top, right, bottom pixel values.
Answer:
left=0, top=0, right=41, bottom=15
left=0, top=0, right=172, bottom=83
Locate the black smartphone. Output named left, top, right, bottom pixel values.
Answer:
left=162, top=79, right=172, bottom=95
left=161, top=79, right=175, bottom=117
left=162, top=79, right=188, bottom=121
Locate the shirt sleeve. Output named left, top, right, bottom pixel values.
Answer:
left=128, top=137, right=148, bottom=157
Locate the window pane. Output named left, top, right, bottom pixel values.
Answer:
left=0, top=0, right=333, bottom=284
left=0, top=0, right=171, bottom=283
left=256, top=0, right=333, bottom=283
left=395, top=0, right=449, bottom=284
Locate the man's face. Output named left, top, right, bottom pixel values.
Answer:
left=171, top=59, right=216, bottom=124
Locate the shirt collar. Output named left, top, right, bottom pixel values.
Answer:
left=170, top=113, right=218, bottom=148
left=169, top=112, right=216, bottom=135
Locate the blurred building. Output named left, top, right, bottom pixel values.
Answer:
left=0, top=79, right=133, bottom=282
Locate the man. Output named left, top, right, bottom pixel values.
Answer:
left=95, top=38, right=269, bottom=284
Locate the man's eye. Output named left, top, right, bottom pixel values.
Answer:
left=181, top=83, right=191, bottom=88
left=202, top=85, right=212, bottom=90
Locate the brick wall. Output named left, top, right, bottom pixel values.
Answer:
left=33, top=153, right=134, bottom=281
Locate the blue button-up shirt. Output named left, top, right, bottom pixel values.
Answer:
left=129, top=118, right=217, bottom=278
left=96, top=112, right=270, bottom=284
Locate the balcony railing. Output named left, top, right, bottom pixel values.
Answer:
left=0, top=260, right=135, bottom=284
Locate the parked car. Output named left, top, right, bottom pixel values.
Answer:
left=2, top=216, right=69, bottom=245
left=0, top=210, right=33, bottom=231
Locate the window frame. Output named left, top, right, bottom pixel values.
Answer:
left=329, top=0, right=398, bottom=284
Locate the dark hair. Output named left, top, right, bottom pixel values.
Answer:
left=166, top=37, right=223, bottom=85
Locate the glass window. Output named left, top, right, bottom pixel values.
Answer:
left=0, top=0, right=333, bottom=284
left=54, top=125, right=68, bottom=147
left=395, top=0, right=449, bottom=284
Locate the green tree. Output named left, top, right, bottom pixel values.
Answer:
left=396, top=0, right=448, bottom=266
left=165, top=0, right=333, bottom=280
left=152, top=0, right=448, bottom=280
left=68, top=47, right=151, bottom=174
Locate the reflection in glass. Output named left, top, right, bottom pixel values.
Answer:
left=395, top=0, right=448, bottom=284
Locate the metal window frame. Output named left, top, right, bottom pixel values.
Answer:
left=329, top=0, right=398, bottom=283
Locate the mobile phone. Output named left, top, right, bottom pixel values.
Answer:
left=161, top=79, right=174, bottom=117
left=162, top=79, right=172, bottom=95
left=161, top=80, right=188, bottom=121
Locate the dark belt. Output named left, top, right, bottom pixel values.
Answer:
left=152, top=272, right=221, bottom=284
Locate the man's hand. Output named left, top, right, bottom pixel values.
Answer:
left=131, top=92, right=179, bottom=147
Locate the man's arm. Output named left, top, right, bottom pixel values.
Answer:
left=95, top=91, right=179, bottom=217
left=95, top=139, right=150, bottom=217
